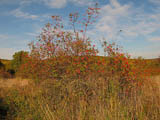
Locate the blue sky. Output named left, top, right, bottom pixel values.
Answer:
left=0, top=0, right=160, bottom=59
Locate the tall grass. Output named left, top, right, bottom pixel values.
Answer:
left=0, top=75, right=159, bottom=119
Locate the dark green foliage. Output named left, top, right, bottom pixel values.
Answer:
left=0, top=98, right=9, bottom=119
left=11, top=51, right=28, bottom=72
left=0, top=60, right=5, bottom=70
left=7, top=69, right=15, bottom=78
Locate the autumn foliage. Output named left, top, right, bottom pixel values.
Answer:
left=17, top=5, right=148, bottom=90
left=1, top=4, right=160, bottom=120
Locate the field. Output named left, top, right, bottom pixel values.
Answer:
left=0, top=57, right=160, bottom=120
left=0, top=5, right=160, bottom=119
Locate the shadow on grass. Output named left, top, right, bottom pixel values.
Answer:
left=0, top=98, right=9, bottom=120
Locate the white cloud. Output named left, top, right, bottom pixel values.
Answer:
left=26, top=29, right=42, bottom=37
left=149, top=0, right=160, bottom=4
left=110, top=0, right=121, bottom=8
left=0, top=34, right=9, bottom=40
left=1, top=0, right=97, bottom=9
left=92, top=0, right=160, bottom=42
left=42, top=0, right=67, bottom=8
left=19, top=0, right=96, bottom=9
left=10, top=8, right=38, bottom=20
left=20, top=0, right=33, bottom=6
left=149, top=37, right=160, bottom=42
left=26, top=33, right=38, bottom=37
left=130, top=50, right=160, bottom=59
left=42, top=0, right=96, bottom=8
left=0, top=0, right=20, bottom=5
left=85, top=0, right=160, bottom=58
left=70, top=0, right=95, bottom=6
left=0, top=48, right=16, bottom=59
left=93, top=0, right=131, bottom=41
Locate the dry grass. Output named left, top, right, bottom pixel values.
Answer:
left=0, top=75, right=160, bottom=119
left=154, top=75, right=160, bottom=89
left=149, top=75, right=160, bottom=92
left=0, top=78, right=29, bottom=88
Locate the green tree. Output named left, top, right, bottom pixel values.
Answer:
left=0, top=60, right=5, bottom=70
left=11, top=51, right=28, bottom=72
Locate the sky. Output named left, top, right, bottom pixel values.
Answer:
left=0, top=0, right=160, bottom=59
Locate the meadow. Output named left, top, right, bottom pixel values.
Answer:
left=0, top=5, right=160, bottom=120
left=0, top=55, right=160, bottom=120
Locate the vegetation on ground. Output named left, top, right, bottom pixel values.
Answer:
left=0, top=4, right=160, bottom=120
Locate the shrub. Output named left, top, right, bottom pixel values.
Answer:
left=11, top=51, right=29, bottom=73
left=19, top=5, right=100, bottom=81
left=9, top=5, right=159, bottom=119
left=0, top=60, right=5, bottom=71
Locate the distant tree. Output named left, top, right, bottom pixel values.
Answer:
left=0, top=60, right=5, bottom=70
left=137, top=56, right=143, bottom=60
left=11, top=51, right=29, bottom=72
left=0, top=60, right=6, bottom=78
left=158, top=55, right=160, bottom=66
